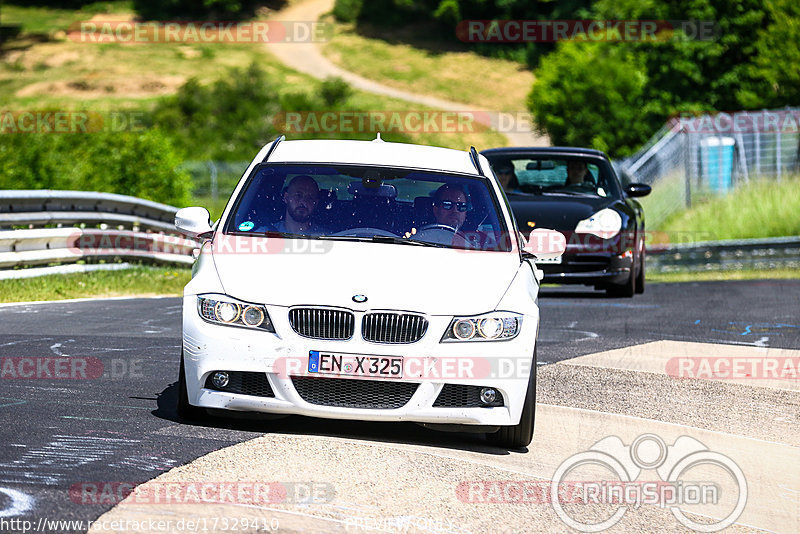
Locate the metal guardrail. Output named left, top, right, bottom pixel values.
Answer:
left=646, top=236, right=800, bottom=273
left=0, top=190, right=197, bottom=280
left=0, top=190, right=179, bottom=232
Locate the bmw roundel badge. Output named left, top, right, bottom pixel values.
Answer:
left=352, top=294, right=368, bottom=303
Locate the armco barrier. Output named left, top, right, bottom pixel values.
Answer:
left=646, top=236, right=800, bottom=273
left=0, top=190, right=198, bottom=280
left=0, top=190, right=178, bottom=232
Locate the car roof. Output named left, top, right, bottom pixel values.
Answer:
left=265, top=139, right=483, bottom=176
left=481, top=146, right=610, bottom=160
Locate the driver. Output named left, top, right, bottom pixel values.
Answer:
left=565, top=161, right=594, bottom=186
left=431, top=184, right=470, bottom=231
left=274, top=175, right=327, bottom=234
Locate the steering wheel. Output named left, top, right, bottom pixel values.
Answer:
left=417, top=223, right=457, bottom=233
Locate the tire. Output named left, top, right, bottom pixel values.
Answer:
left=177, top=353, right=205, bottom=421
left=606, top=253, right=636, bottom=298
left=487, top=349, right=536, bottom=449
left=635, top=240, right=645, bottom=294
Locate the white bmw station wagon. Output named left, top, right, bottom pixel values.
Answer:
left=175, top=137, right=564, bottom=448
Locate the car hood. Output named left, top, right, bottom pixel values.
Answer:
left=210, top=236, right=522, bottom=315
left=508, top=194, right=618, bottom=231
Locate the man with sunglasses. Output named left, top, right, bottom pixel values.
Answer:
left=431, top=184, right=470, bottom=231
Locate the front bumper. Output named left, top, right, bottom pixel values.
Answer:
left=182, top=296, right=538, bottom=426
left=539, top=233, right=635, bottom=285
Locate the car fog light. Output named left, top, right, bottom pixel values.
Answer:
left=478, top=318, right=503, bottom=339
left=211, top=371, right=230, bottom=389
left=453, top=319, right=476, bottom=340
left=215, top=302, right=240, bottom=323
left=480, top=388, right=497, bottom=405
left=242, top=305, right=265, bottom=327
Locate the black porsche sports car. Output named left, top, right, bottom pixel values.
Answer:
left=482, top=147, right=651, bottom=297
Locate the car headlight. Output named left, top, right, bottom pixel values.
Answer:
left=197, top=294, right=275, bottom=332
left=575, top=208, right=622, bottom=239
left=441, top=313, right=521, bottom=342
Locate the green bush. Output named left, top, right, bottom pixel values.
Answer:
left=0, top=129, right=192, bottom=206
left=529, top=0, right=798, bottom=156
left=529, top=41, right=659, bottom=157
left=151, top=63, right=280, bottom=161
left=319, top=77, right=352, bottom=107
left=332, top=0, right=364, bottom=22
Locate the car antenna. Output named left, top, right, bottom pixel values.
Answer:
left=261, top=135, right=285, bottom=162
left=469, top=146, right=485, bottom=176
left=373, top=132, right=385, bottom=143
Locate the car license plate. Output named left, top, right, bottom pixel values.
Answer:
left=308, top=351, right=403, bottom=378
left=535, top=256, right=562, bottom=264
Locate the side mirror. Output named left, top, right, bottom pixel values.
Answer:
left=625, top=183, right=651, bottom=197
left=522, top=228, right=566, bottom=260
left=175, top=207, right=213, bottom=239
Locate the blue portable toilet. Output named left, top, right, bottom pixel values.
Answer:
left=700, top=137, right=735, bottom=194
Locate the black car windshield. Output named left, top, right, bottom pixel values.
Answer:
left=225, top=164, right=512, bottom=251
left=492, top=157, right=621, bottom=198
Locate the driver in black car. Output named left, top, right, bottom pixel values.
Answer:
left=431, top=184, right=470, bottom=231
left=565, top=161, right=595, bottom=187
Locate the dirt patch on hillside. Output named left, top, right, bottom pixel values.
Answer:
left=16, top=75, right=186, bottom=99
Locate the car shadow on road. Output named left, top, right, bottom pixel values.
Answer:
left=153, top=382, right=527, bottom=456
left=538, top=287, right=617, bottom=299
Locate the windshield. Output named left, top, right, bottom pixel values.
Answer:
left=490, top=157, right=621, bottom=198
left=224, top=164, right=512, bottom=251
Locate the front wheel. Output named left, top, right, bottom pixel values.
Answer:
left=606, top=254, right=636, bottom=298
left=177, top=353, right=205, bottom=421
left=635, top=239, right=645, bottom=294
left=487, top=349, right=536, bottom=449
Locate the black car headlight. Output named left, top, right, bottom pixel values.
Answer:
left=441, top=313, right=522, bottom=342
left=575, top=208, right=622, bottom=239
left=197, top=294, right=275, bottom=332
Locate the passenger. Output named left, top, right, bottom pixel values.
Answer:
left=431, top=184, right=470, bottom=231
left=494, top=162, right=519, bottom=191
left=274, top=175, right=327, bottom=234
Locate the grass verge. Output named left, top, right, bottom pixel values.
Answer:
left=0, top=265, right=190, bottom=303
left=658, top=175, right=800, bottom=240
left=646, top=268, right=800, bottom=283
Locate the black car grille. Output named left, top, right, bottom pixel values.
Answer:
left=362, top=312, right=428, bottom=343
left=291, top=376, right=418, bottom=409
left=205, top=371, right=274, bottom=397
left=289, top=308, right=355, bottom=340
left=433, top=384, right=504, bottom=408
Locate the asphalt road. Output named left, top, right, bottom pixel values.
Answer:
left=0, top=279, right=798, bottom=532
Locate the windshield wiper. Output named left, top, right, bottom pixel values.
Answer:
left=263, top=231, right=307, bottom=238
left=372, top=235, right=447, bottom=247
left=542, top=190, right=596, bottom=197
left=316, top=235, right=447, bottom=247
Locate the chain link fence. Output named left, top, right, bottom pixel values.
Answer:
left=181, top=160, right=249, bottom=201
left=618, top=108, right=800, bottom=228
